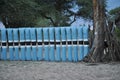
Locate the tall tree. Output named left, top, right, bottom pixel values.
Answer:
left=85, top=0, right=120, bottom=62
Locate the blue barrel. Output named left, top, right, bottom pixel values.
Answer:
left=0, top=47, right=1, bottom=59
left=1, top=29, right=7, bottom=42
left=49, top=28, right=54, bottom=42
left=36, top=28, right=42, bottom=42
left=77, top=27, right=83, bottom=41
left=26, top=46, right=31, bottom=60
left=68, top=45, right=72, bottom=61
left=83, top=26, right=89, bottom=41
left=30, top=28, right=36, bottom=42
left=14, top=46, right=19, bottom=60
left=55, top=45, right=61, bottom=61
left=61, top=45, right=66, bottom=61
left=61, top=27, right=66, bottom=41
left=25, top=28, right=30, bottom=42
left=73, top=45, right=78, bottom=62
left=43, top=28, right=49, bottom=42
left=13, top=29, right=19, bottom=42
left=83, top=45, right=89, bottom=57
left=1, top=47, right=7, bottom=60
left=55, top=28, right=61, bottom=42
left=71, top=27, right=77, bottom=41
left=44, top=45, right=49, bottom=61
left=19, top=28, right=25, bottom=42
left=9, top=46, right=14, bottom=60
left=31, top=46, right=37, bottom=61
left=20, top=46, right=26, bottom=60
left=66, top=27, right=72, bottom=41
left=49, top=45, right=55, bottom=61
left=78, top=45, right=84, bottom=60
left=0, top=29, right=1, bottom=41
left=7, top=29, right=13, bottom=42
left=37, top=46, right=43, bottom=60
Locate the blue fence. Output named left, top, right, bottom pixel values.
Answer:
left=0, top=26, right=89, bottom=62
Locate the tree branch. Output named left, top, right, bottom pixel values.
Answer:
left=40, top=13, right=56, bottom=26
left=66, top=9, right=76, bottom=15
left=69, top=15, right=76, bottom=25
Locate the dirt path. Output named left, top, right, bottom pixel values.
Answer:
left=0, top=61, right=120, bottom=80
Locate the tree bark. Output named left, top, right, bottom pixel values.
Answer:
left=86, top=0, right=106, bottom=62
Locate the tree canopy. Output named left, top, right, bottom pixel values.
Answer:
left=0, top=0, right=93, bottom=28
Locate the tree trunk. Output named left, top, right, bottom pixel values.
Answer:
left=92, top=0, right=106, bottom=62
left=86, top=0, right=106, bottom=62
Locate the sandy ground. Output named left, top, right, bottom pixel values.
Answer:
left=0, top=61, right=120, bottom=80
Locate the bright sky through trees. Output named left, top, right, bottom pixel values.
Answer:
left=71, top=0, right=120, bottom=27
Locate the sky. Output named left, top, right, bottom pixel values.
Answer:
left=71, top=0, right=120, bottom=27
left=107, top=0, right=120, bottom=11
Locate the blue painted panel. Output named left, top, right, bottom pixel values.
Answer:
left=77, top=27, right=83, bottom=41
left=1, top=47, right=7, bottom=60
left=13, top=29, right=19, bottom=42
left=66, top=27, right=72, bottom=41
left=43, top=28, right=49, bottom=42
left=1, top=29, right=6, bottom=42
left=56, top=45, right=61, bottom=61
left=71, top=27, right=77, bottom=41
left=73, top=45, right=78, bottom=62
left=84, top=45, right=89, bottom=57
left=14, top=46, right=19, bottom=60
left=79, top=45, right=84, bottom=60
left=49, top=45, right=55, bottom=61
left=0, top=29, right=1, bottom=41
left=7, top=29, right=13, bottom=42
left=61, top=45, right=66, bottom=61
left=68, top=45, right=72, bottom=61
left=19, top=28, right=25, bottom=42
left=30, top=28, right=36, bottom=42
left=26, top=46, right=31, bottom=60
left=9, top=46, right=14, bottom=60
left=36, top=28, right=42, bottom=42
left=0, top=47, right=1, bottom=59
left=25, top=28, right=30, bottom=41
left=44, top=45, right=49, bottom=61
left=31, top=46, right=37, bottom=61
left=55, top=28, right=60, bottom=42
left=49, top=28, right=54, bottom=42
left=20, top=46, right=26, bottom=60
left=61, top=27, right=66, bottom=41
left=83, top=26, right=89, bottom=41
left=37, top=46, right=43, bottom=60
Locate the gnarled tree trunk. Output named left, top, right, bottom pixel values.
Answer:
left=85, top=0, right=120, bottom=62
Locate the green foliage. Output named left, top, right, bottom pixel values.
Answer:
left=0, top=0, right=39, bottom=27
left=0, top=0, right=93, bottom=27
left=108, top=7, right=120, bottom=42
left=109, top=7, right=120, bottom=21
left=115, top=27, right=120, bottom=40
left=35, top=18, right=51, bottom=27
left=35, top=0, right=74, bottom=26
left=109, top=7, right=120, bottom=15
left=77, top=0, right=93, bottom=19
